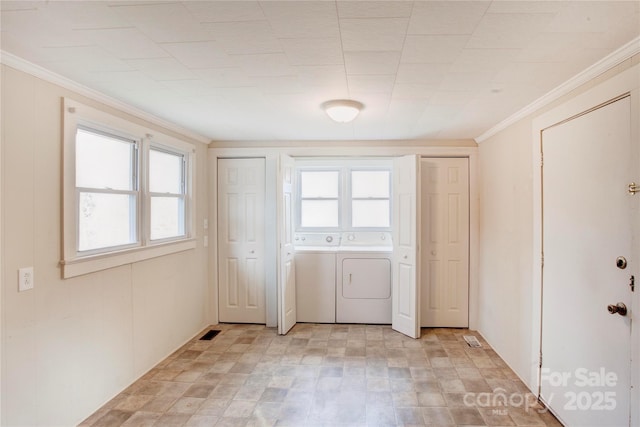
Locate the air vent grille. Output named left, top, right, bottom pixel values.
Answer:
left=200, top=330, right=221, bottom=341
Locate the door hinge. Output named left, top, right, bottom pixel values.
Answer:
left=539, top=352, right=543, bottom=368
left=631, top=275, right=635, bottom=292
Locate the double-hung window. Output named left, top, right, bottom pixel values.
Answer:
left=350, top=170, right=391, bottom=228
left=148, top=146, right=187, bottom=241
left=299, top=170, right=340, bottom=228
left=63, top=98, right=196, bottom=278
left=75, top=127, right=139, bottom=253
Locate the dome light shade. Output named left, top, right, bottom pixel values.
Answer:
left=322, top=99, right=364, bottom=123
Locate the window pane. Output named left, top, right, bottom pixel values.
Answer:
left=352, top=200, right=390, bottom=228
left=300, top=171, right=339, bottom=198
left=352, top=171, right=390, bottom=198
left=78, top=192, right=136, bottom=251
left=300, top=200, right=339, bottom=227
left=76, top=128, right=134, bottom=190
left=150, top=149, right=183, bottom=194
left=151, top=196, right=185, bottom=240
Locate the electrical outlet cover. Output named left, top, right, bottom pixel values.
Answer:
left=18, top=267, right=34, bottom=292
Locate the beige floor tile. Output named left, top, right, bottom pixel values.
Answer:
left=438, top=378, right=466, bottom=393
left=391, top=378, right=416, bottom=392
left=234, top=385, right=266, bottom=401
left=417, top=392, right=446, bottom=407
left=478, top=407, right=516, bottom=426
left=184, top=414, right=220, bottom=427
left=422, top=406, right=455, bottom=426
left=508, top=407, right=546, bottom=426
left=223, top=399, right=257, bottom=418
left=415, top=379, right=442, bottom=393
left=342, top=375, right=367, bottom=391
left=194, top=397, right=229, bottom=416
left=461, top=378, right=493, bottom=393
left=120, top=411, right=161, bottom=427
left=392, top=391, right=419, bottom=407
left=91, top=409, right=133, bottom=427
left=167, top=396, right=206, bottom=414
left=151, top=412, right=191, bottom=426
left=395, top=406, right=424, bottom=425
left=450, top=407, right=486, bottom=425
left=139, top=395, right=178, bottom=413
left=183, top=384, right=215, bottom=398
left=457, top=367, right=484, bottom=379
left=115, top=395, right=154, bottom=412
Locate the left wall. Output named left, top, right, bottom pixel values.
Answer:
left=1, top=64, right=210, bottom=426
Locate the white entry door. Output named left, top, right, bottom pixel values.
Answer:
left=217, top=158, right=266, bottom=324
left=392, top=155, right=420, bottom=338
left=420, top=158, right=469, bottom=327
left=541, top=96, right=634, bottom=426
left=277, top=154, right=296, bottom=335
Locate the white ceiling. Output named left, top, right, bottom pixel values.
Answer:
left=1, top=1, right=639, bottom=142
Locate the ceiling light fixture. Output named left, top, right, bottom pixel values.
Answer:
left=322, top=99, right=364, bottom=123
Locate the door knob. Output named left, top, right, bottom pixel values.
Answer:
left=607, top=302, right=627, bottom=316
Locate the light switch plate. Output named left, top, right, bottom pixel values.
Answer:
left=18, top=267, right=34, bottom=292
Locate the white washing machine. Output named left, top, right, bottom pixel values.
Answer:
left=294, top=233, right=340, bottom=323
left=336, top=232, right=392, bottom=324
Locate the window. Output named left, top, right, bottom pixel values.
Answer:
left=296, top=160, right=391, bottom=231
left=299, top=170, right=339, bottom=228
left=350, top=170, right=390, bottom=228
left=63, top=98, right=196, bottom=278
left=76, top=127, right=139, bottom=253
left=149, top=147, right=186, bottom=241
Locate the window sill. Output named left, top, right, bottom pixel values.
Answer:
left=61, top=238, right=197, bottom=278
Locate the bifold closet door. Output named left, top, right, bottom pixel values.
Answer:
left=420, top=157, right=469, bottom=328
left=217, top=158, right=266, bottom=324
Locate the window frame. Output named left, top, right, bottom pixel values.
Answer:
left=296, top=168, right=342, bottom=230
left=347, top=168, right=392, bottom=230
left=295, top=159, right=392, bottom=232
left=74, top=124, right=142, bottom=255
left=62, top=98, right=196, bottom=278
left=145, top=142, right=189, bottom=244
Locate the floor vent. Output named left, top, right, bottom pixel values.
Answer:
left=463, top=335, right=482, bottom=348
left=200, top=330, right=221, bottom=341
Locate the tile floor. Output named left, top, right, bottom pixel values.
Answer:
left=81, top=324, right=562, bottom=426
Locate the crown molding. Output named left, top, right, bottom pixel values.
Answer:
left=475, top=36, right=640, bottom=143
left=0, top=50, right=211, bottom=145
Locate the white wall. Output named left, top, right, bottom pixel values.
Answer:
left=477, top=119, right=535, bottom=388
left=0, top=65, right=210, bottom=426
left=477, top=55, right=640, bottom=391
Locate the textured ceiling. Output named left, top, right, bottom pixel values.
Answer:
left=1, top=1, right=639, bottom=142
